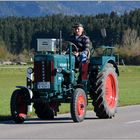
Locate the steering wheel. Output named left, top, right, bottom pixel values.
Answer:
left=63, top=41, right=78, bottom=55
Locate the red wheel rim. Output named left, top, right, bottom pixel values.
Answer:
left=17, top=94, right=27, bottom=118
left=77, top=94, right=86, bottom=117
left=105, top=74, right=117, bottom=109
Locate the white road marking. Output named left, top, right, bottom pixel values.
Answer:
left=126, top=120, right=140, bottom=124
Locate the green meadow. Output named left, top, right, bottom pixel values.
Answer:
left=0, top=65, right=140, bottom=120
left=118, top=66, right=140, bottom=106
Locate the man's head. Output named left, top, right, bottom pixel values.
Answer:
left=73, top=23, right=84, bottom=36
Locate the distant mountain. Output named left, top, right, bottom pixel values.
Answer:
left=0, top=1, right=140, bottom=17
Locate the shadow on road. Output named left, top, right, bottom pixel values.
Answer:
left=0, top=115, right=12, bottom=122
left=0, top=116, right=99, bottom=125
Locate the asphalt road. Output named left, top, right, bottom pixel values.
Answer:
left=0, top=105, right=140, bottom=140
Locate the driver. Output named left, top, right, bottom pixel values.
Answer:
left=69, top=23, right=91, bottom=67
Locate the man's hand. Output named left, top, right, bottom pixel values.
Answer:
left=73, top=51, right=79, bottom=57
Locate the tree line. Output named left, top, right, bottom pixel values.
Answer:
left=0, top=9, right=140, bottom=64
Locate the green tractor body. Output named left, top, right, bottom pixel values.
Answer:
left=10, top=38, right=119, bottom=123
left=33, top=53, right=75, bottom=100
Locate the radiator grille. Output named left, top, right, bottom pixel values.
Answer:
left=34, top=61, right=54, bottom=82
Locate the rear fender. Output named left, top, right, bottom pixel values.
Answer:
left=92, top=56, right=119, bottom=76
left=108, top=60, right=119, bottom=76
left=101, top=59, right=119, bottom=76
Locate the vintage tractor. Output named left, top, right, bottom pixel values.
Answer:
left=10, top=36, right=119, bottom=123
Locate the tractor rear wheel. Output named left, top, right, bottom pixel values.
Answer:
left=10, top=89, right=28, bottom=123
left=33, top=101, right=54, bottom=120
left=71, top=88, right=87, bottom=122
left=93, top=63, right=118, bottom=118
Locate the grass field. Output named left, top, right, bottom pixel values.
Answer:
left=0, top=65, right=140, bottom=120
left=118, top=66, right=140, bottom=106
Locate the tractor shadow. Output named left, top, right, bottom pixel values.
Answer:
left=1, top=116, right=99, bottom=125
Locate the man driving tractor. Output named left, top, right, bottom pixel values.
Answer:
left=69, top=23, right=91, bottom=68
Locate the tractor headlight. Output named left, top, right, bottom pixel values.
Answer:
left=56, top=67, right=63, bottom=73
left=27, top=67, right=33, bottom=74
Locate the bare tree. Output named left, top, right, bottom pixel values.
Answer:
left=122, top=28, right=139, bottom=47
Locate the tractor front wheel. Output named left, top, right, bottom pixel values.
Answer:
left=71, top=88, right=87, bottom=122
left=10, top=89, right=28, bottom=123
